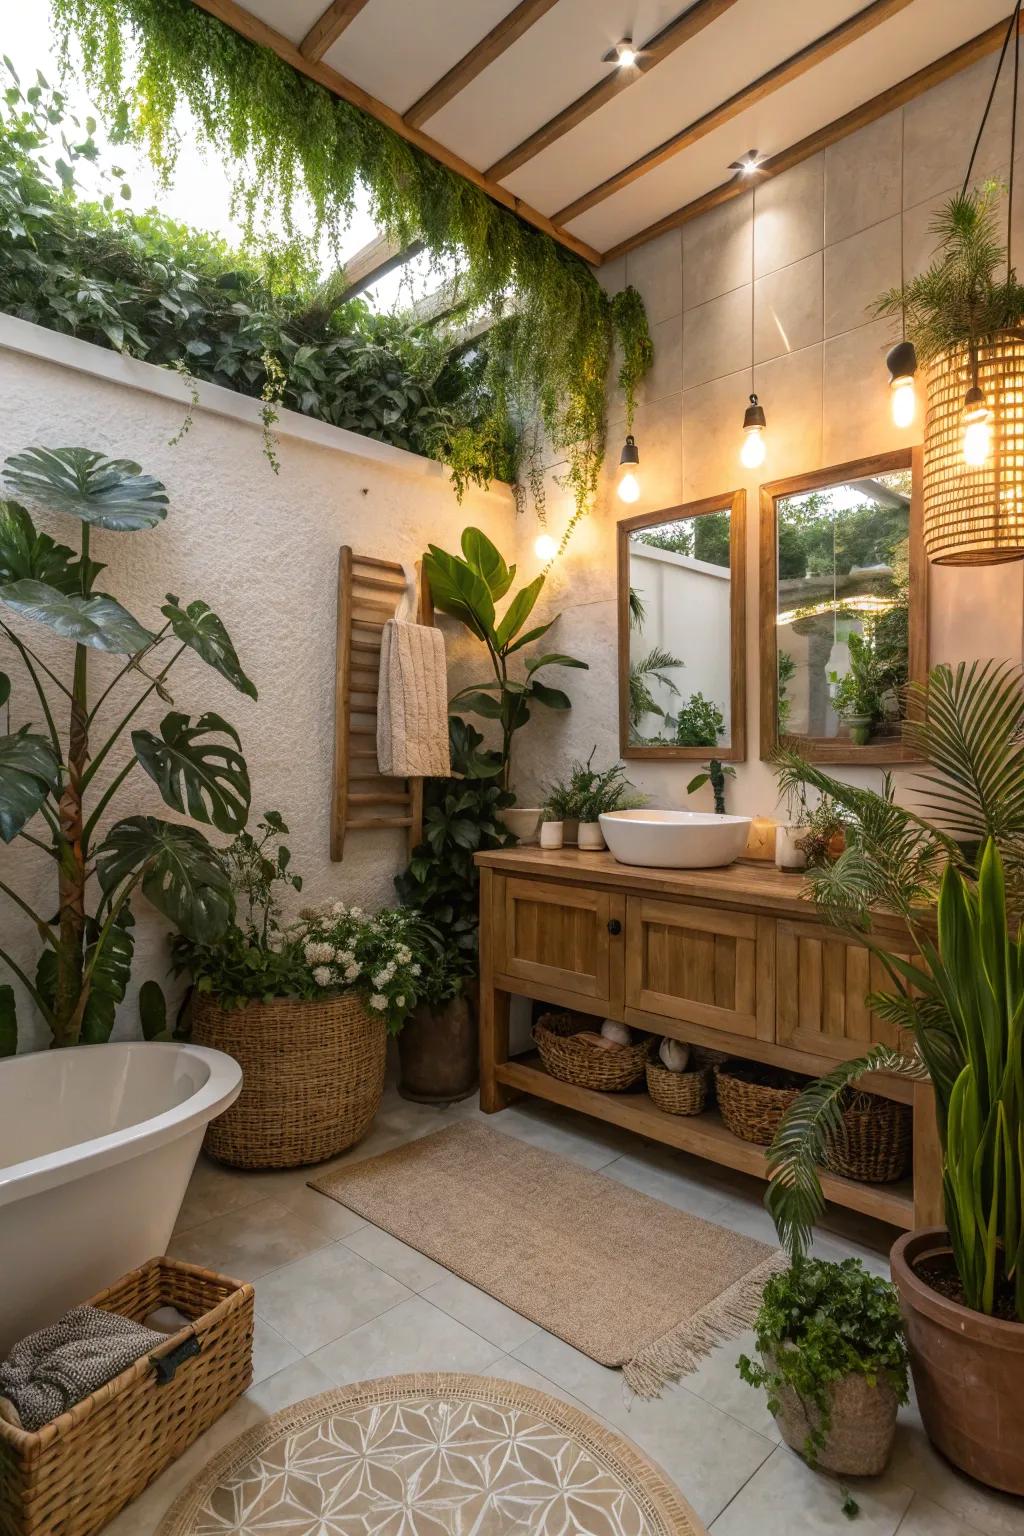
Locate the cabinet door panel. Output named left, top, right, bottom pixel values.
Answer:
left=776, top=920, right=911, bottom=1059
left=625, top=896, right=768, bottom=1038
left=496, top=877, right=623, bottom=1010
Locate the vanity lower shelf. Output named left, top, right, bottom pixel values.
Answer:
left=495, top=1053, right=915, bottom=1231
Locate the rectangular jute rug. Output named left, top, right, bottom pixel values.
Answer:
left=309, top=1122, right=784, bottom=1396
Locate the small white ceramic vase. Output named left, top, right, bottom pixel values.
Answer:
left=775, top=823, right=808, bottom=872
left=539, top=820, right=564, bottom=850
left=578, top=820, right=606, bottom=851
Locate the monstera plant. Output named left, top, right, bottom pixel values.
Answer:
left=0, top=445, right=255, bottom=1052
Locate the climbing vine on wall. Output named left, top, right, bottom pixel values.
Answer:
left=50, top=0, right=653, bottom=528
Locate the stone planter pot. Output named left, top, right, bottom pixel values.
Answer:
left=502, top=807, right=542, bottom=844
left=891, top=1228, right=1024, bottom=1495
left=191, top=992, right=385, bottom=1168
left=397, top=993, right=478, bottom=1103
left=764, top=1350, right=899, bottom=1476
left=842, top=712, right=873, bottom=746
left=578, top=820, right=606, bottom=851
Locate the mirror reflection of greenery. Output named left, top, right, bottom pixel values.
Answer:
left=631, top=510, right=730, bottom=568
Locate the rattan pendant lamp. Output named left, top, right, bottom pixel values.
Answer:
left=909, top=1, right=1024, bottom=565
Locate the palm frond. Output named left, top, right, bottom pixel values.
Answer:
left=628, top=646, right=683, bottom=727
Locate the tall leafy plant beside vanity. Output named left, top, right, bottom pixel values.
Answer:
left=0, top=445, right=254, bottom=1051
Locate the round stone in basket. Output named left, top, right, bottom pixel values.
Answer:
left=532, top=1011, right=652, bottom=1092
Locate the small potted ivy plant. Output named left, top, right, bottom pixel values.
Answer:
left=738, top=1257, right=909, bottom=1479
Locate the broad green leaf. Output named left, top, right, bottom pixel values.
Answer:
left=0, top=729, right=60, bottom=842
left=525, top=652, right=589, bottom=675
left=504, top=620, right=554, bottom=655
left=526, top=680, right=571, bottom=711
left=0, top=985, right=16, bottom=1056
left=132, top=711, right=250, bottom=834
left=161, top=595, right=257, bottom=700
left=460, top=528, right=515, bottom=600
left=451, top=690, right=503, bottom=719
left=495, top=575, right=544, bottom=649
left=96, top=815, right=234, bottom=943
left=138, top=978, right=168, bottom=1041
left=0, top=672, right=9, bottom=708
left=3, top=447, right=168, bottom=532
left=0, top=579, right=152, bottom=653
left=0, top=499, right=101, bottom=594
left=80, top=908, right=134, bottom=1044
left=423, top=546, right=495, bottom=641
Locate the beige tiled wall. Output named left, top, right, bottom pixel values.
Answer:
left=513, top=56, right=1024, bottom=815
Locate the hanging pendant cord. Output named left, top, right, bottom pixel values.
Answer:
left=961, top=0, right=1021, bottom=199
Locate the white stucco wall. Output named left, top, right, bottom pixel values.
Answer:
left=0, top=317, right=516, bottom=1049
left=628, top=544, right=731, bottom=739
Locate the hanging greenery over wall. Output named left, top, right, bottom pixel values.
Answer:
left=49, top=0, right=652, bottom=527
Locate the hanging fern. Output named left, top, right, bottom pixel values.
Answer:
left=50, top=0, right=653, bottom=529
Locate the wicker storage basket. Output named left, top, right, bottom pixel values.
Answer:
left=0, top=1257, right=253, bottom=1536
left=192, top=992, right=386, bottom=1168
left=715, top=1060, right=809, bottom=1145
left=533, top=1012, right=650, bottom=1091
left=825, top=1091, right=912, bottom=1183
left=645, top=1061, right=709, bottom=1116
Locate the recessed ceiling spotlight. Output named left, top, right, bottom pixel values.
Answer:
left=603, top=37, right=638, bottom=68
left=728, top=149, right=765, bottom=176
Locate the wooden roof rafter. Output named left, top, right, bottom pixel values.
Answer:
left=300, top=0, right=373, bottom=63
left=404, top=0, right=561, bottom=129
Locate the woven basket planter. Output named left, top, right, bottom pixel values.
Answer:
left=533, top=1011, right=650, bottom=1092
left=763, top=1349, right=900, bottom=1477
left=924, top=334, right=1024, bottom=565
left=825, top=1091, right=912, bottom=1183
left=645, top=1061, right=709, bottom=1116
left=715, top=1060, right=808, bottom=1146
left=191, top=992, right=386, bottom=1168
left=0, top=1257, right=253, bottom=1536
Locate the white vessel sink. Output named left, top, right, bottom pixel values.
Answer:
left=599, top=809, right=751, bottom=869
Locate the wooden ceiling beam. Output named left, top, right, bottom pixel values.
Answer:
left=485, top=0, right=740, bottom=183
left=300, top=0, right=373, bottom=62
left=604, top=10, right=1024, bottom=262
left=187, top=0, right=602, bottom=264
left=555, top=0, right=916, bottom=226
left=341, top=233, right=424, bottom=299
left=405, top=0, right=560, bottom=130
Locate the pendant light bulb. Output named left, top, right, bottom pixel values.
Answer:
left=740, top=393, right=767, bottom=469
left=617, top=433, right=641, bottom=503
left=534, top=532, right=558, bottom=561
left=886, top=339, right=918, bottom=429
left=962, top=385, right=993, bottom=467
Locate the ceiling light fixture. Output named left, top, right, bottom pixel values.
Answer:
left=617, top=434, right=640, bottom=503
left=739, top=393, right=767, bottom=468
left=603, top=37, right=638, bottom=68
left=729, top=149, right=764, bottom=177
left=886, top=340, right=918, bottom=430
left=962, top=381, right=993, bottom=467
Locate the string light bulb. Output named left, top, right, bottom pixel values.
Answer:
left=962, top=385, right=993, bottom=467
left=534, top=532, right=558, bottom=561
left=739, top=394, right=767, bottom=468
left=886, top=339, right=918, bottom=429
left=617, top=433, right=641, bottom=503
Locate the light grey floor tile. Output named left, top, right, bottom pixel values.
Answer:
left=487, top=1100, right=635, bottom=1170
left=254, top=1241, right=411, bottom=1354
left=684, top=1330, right=782, bottom=1441
left=599, top=1144, right=742, bottom=1220
left=710, top=1443, right=914, bottom=1534
left=281, top=1182, right=367, bottom=1238
left=421, top=1273, right=540, bottom=1352
left=309, top=1295, right=505, bottom=1383
left=888, top=1400, right=1024, bottom=1536
left=243, top=1355, right=336, bottom=1413
left=250, top=1315, right=302, bottom=1385
left=481, top=1354, right=604, bottom=1418
left=342, top=1224, right=449, bottom=1291
left=172, top=1154, right=264, bottom=1233
left=897, top=1494, right=991, bottom=1536
left=166, top=1197, right=332, bottom=1281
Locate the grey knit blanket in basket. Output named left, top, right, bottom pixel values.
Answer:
left=0, top=1305, right=166, bottom=1431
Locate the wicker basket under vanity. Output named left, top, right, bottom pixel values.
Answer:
left=645, top=1061, right=709, bottom=1116
left=715, top=1060, right=809, bottom=1145
left=0, top=1257, right=253, bottom=1536
left=533, top=1012, right=651, bottom=1092
left=825, top=1092, right=913, bottom=1183
left=191, top=992, right=386, bottom=1168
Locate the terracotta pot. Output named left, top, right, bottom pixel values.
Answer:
left=397, top=993, right=478, bottom=1103
left=764, top=1350, right=899, bottom=1476
left=891, top=1228, right=1024, bottom=1495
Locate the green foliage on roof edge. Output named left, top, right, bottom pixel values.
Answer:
left=49, top=0, right=654, bottom=528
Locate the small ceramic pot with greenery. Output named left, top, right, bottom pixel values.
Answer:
left=739, top=1258, right=908, bottom=1479
left=573, top=753, right=645, bottom=851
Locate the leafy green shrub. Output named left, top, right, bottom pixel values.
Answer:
left=672, top=692, right=725, bottom=747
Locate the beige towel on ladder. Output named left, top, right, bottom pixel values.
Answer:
left=377, top=619, right=451, bottom=777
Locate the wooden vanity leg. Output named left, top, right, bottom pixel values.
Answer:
left=478, top=866, right=514, bottom=1112
left=912, top=1080, right=944, bottom=1230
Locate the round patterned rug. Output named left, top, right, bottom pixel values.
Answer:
left=157, top=1372, right=704, bottom=1535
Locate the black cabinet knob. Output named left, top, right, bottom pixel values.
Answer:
left=607, top=919, right=622, bottom=935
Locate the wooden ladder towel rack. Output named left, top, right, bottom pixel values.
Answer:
left=330, top=548, right=433, bottom=861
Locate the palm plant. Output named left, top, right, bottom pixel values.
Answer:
left=765, top=659, right=1024, bottom=1321
left=628, top=645, right=683, bottom=729
left=0, top=445, right=254, bottom=1052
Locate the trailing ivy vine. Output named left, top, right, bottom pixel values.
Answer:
left=50, top=0, right=652, bottom=525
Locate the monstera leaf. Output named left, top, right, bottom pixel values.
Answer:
left=161, top=595, right=257, bottom=699
left=0, top=500, right=102, bottom=593
left=79, top=909, right=135, bottom=1045
left=0, top=580, right=152, bottom=653
left=96, top=816, right=234, bottom=943
left=132, top=711, right=250, bottom=834
left=3, top=447, right=168, bottom=532
left=0, top=729, right=60, bottom=842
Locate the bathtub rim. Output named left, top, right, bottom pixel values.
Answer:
left=0, top=1042, right=241, bottom=1210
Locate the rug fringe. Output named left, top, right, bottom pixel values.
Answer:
left=623, top=1249, right=789, bottom=1399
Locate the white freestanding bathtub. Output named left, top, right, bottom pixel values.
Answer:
left=0, top=1043, right=242, bottom=1352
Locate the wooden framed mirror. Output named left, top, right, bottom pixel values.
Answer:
left=617, top=491, right=746, bottom=761
left=759, top=448, right=927, bottom=764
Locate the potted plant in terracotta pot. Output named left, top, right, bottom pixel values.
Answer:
left=738, top=1257, right=908, bottom=1478
left=764, top=658, right=1024, bottom=1495
left=831, top=632, right=885, bottom=746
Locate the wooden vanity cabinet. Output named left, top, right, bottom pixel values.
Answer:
left=477, top=847, right=941, bottom=1232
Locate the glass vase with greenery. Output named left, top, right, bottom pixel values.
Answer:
left=0, top=443, right=255, bottom=1054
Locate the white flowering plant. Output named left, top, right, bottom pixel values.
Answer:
left=293, top=901, right=432, bottom=1034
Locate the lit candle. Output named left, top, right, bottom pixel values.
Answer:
left=744, top=817, right=777, bottom=861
